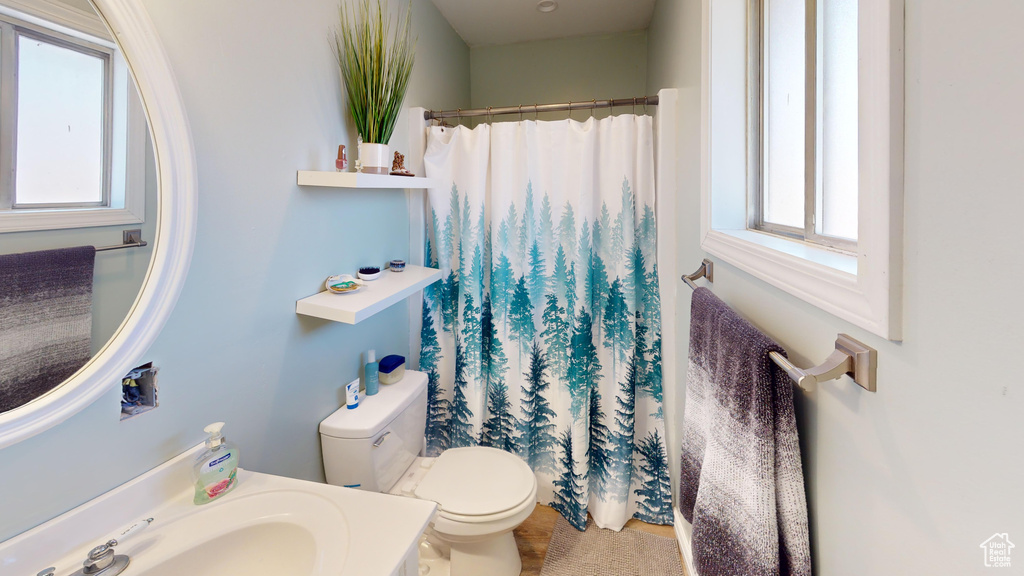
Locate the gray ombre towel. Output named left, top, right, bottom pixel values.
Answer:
left=0, top=246, right=96, bottom=412
left=679, top=287, right=811, bottom=576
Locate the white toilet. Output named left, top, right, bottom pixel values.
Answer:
left=320, top=370, right=537, bottom=576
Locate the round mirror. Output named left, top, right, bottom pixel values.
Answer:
left=0, top=0, right=196, bottom=448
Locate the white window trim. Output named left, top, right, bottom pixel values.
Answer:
left=0, top=0, right=146, bottom=233
left=0, top=0, right=109, bottom=39
left=699, top=0, right=904, bottom=341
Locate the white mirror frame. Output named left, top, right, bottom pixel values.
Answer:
left=0, top=0, right=197, bottom=449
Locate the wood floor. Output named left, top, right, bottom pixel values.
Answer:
left=512, top=504, right=685, bottom=576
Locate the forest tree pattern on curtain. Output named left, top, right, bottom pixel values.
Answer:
left=419, top=116, right=672, bottom=531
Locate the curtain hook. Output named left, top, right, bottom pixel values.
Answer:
left=567, top=100, right=572, bottom=121
left=519, top=104, right=523, bottom=122
left=487, top=106, right=492, bottom=125
left=456, top=108, right=462, bottom=126
left=643, top=96, right=648, bottom=116
left=439, top=109, right=444, bottom=131
left=590, top=99, right=596, bottom=120
left=632, top=97, right=637, bottom=115
left=534, top=103, right=539, bottom=121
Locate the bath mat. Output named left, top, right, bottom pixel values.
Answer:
left=539, top=516, right=685, bottom=576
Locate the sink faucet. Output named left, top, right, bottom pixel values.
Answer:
left=74, top=518, right=153, bottom=576
left=37, top=518, right=153, bottom=576
left=71, top=539, right=131, bottom=576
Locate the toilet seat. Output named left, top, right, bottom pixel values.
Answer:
left=390, top=447, right=537, bottom=522
left=415, top=447, right=535, bottom=518
left=389, top=448, right=538, bottom=542
left=434, top=482, right=537, bottom=524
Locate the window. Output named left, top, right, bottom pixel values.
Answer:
left=11, top=26, right=111, bottom=208
left=752, top=0, right=858, bottom=251
left=0, top=1, right=146, bottom=232
left=699, top=0, right=904, bottom=340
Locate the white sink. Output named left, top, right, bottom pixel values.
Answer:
left=135, top=521, right=321, bottom=576
left=129, top=490, right=347, bottom=576
left=0, top=445, right=435, bottom=576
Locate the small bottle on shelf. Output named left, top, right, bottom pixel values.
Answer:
left=336, top=145, right=347, bottom=172
left=364, top=350, right=379, bottom=396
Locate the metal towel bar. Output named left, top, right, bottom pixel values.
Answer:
left=769, top=335, right=877, bottom=392
left=682, top=258, right=877, bottom=392
left=95, top=229, right=148, bottom=252
left=681, top=258, right=713, bottom=289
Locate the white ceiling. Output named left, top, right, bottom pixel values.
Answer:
left=429, top=0, right=656, bottom=47
left=60, top=0, right=95, bottom=11
left=54, top=0, right=95, bottom=13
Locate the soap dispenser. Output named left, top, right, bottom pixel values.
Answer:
left=192, top=422, right=240, bottom=505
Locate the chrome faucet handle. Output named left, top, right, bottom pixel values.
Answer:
left=74, top=539, right=128, bottom=576
left=82, top=540, right=119, bottom=573
left=73, top=518, right=153, bottom=576
left=37, top=568, right=57, bottom=576
left=89, top=540, right=117, bottom=556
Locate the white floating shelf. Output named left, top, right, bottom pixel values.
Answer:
left=296, top=266, right=442, bottom=325
left=297, top=170, right=436, bottom=189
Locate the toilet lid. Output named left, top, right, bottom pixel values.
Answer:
left=415, top=447, right=535, bottom=516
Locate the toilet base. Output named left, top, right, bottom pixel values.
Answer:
left=417, top=533, right=450, bottom=576
left=448, top=531, right=522, bottom=576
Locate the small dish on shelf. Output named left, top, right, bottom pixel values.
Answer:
left=326, top=274, right=363, bottom=294
left=388, top=259, right=406, bottom=272
left=358, top=267, right=382, bottom=281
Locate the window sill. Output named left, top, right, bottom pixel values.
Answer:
left=701, top=229, right=875, bottom=331
left=0, top=205, right=144, bottom=233
left=702, top=225, right=900, bottom=342
left=720, top=229, right=856, bottom=274
left=702, top=228, right=901, bottom=340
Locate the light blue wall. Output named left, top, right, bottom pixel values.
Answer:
left=0, top=0, right=470, bottom=541
left=648, top=1, right=1024, bottom=574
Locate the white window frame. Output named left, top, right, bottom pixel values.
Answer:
left=699, top=0, right=904, bottom=340
left=750, top=0, right=857, bottom=252
left=0, top=0, right=146, bottom=233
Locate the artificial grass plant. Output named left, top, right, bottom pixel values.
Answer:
left=333, top=0, right=415, bottom=145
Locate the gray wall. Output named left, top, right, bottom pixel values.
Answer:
left=645, top=0, right=702, bottom=528
left=648, top=1, right=1024, bottom=574
left=470, top=31, right=648, bottom=121
left=0, top=0, right=470, bottom=541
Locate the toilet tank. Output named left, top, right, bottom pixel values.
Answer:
left=320, top=370, right=428, bottom=492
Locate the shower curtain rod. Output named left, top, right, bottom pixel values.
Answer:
left=423, top=95, right=659, bottom=121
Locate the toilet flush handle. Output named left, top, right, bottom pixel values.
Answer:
left=372, top=431, right=391, bottom=448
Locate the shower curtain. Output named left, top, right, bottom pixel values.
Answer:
left=418, top=114, right=671, bottom=531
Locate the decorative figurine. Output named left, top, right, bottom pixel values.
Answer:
left=389, top=151, right=414, bottom=177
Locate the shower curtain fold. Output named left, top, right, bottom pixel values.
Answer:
left=419, top=115, right=670, bottom=531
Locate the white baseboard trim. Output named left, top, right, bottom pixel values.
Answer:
left=673, top=508, right=698, bottom=576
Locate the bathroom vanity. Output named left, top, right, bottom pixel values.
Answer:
left=0, top=445, right=435, bottom=576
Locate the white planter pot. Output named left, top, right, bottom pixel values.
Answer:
left=358, top=143, right=390, bottom=175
